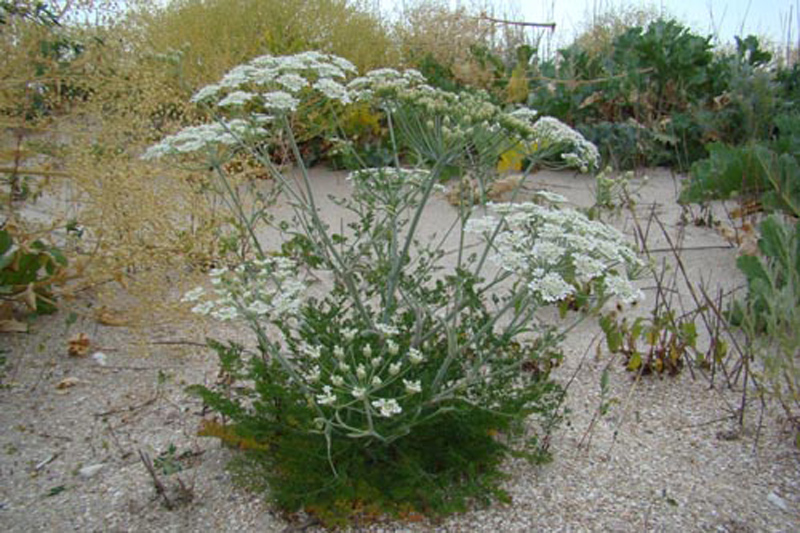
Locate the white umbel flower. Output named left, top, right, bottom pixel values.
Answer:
left=371, top=398, right=402, bottom=417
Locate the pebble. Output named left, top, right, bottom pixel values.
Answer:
left=79, top=464, right=105, bottom=479
left=767, top=492, right=788, bottom=511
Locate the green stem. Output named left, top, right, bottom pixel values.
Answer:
left=211, top=162, right=264, bottom=258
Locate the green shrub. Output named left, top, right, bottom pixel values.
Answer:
left=729, top=215, right=800, bottom=434
left=680, top=114, right=800, bottom=212
left=680, top=142, right=774, bottom=203
left=147, top=52, right=645, bottom=525
left=526, top=17, right=789, bottom=171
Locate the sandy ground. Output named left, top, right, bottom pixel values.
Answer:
left=1, top=167, right=799, bottom=532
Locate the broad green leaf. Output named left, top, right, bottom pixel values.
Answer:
left=627, top=351, right=642, bottom=371
left=736, top=255, right=768, bottom=286
left=758, top=216, right=786, bottom=261
left=680, top=322, right=697, bottom=347
left=0, top=230, right=11, bottom=255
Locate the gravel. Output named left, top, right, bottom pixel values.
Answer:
left=1, top=168, right=798, bottom=532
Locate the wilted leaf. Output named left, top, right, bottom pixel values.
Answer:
left=505, top=64, right=529, bottom=104
left=579, top=91, right=602, bottom=110
left=23, top=282, right=37, bottom=311
left=198, top=419, right=271, bottom=451
left=600, top=367, right=610, bottom=392
left=626, top=351, right=642, bottom=371
left=56, top=377, right=80, bottom=389
left=497, top=145, right=526, bottom=173
left=68, top=332, right=91, bottom=357
left=96, top=308, right=129, bottom=326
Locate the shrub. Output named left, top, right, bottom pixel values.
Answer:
left=680, top=114, right=800, bottom=213
left=131, top=0, right=396, bottom=91
left=147, top=52, right=645, bottom=525
left=394, top=1, right=530, bottom=94
left=730, top=215, right=800, bottom=434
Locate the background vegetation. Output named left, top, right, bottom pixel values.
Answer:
left=2, top=0, right=800, bottom=522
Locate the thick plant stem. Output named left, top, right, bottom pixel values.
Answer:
left=211, top=163, right=264, bottom=258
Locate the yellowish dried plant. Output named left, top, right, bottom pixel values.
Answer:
left=394, top=0, right=530, bottom=90
left=130, top=0, right=398, bottom=90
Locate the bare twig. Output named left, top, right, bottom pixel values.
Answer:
left=0, top=166, right=71, bottom=178
left=94, top=392, right=159, bottom=418
left=476, top=13, right=556, bottom=30
left=34, top=453, right=58, bottom=471
left=149, top=340, right=209, bottom=348
left=138, top=449, right=174, bottom=510
left=646, top=245, right=734, bottom=253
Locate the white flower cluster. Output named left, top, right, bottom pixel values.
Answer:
left=466, top=201, right=644, bottom=305
left=347, top=68, right=536, bottom=147
left=298, top=321, right=427, bottom=421
left=146, top=52, right=359, bottom=160
left=347, top=68, right=428, bottom=102
left=191, top=51, right=357, bottom=108
left=347, top=167, right=432, bottom=189
left=508, top=107, right=539, bottom=123
left=528, top=116, right=600, bottom=173
left=142, top=119, right=267, bottom=160
left=182, top=256, right=306, bottom=321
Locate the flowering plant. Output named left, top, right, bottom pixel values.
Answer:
left=147, top=52, right=642, bottom=523
left=506, top=111, right=601, bottom=173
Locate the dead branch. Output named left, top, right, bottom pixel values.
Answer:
left=477, top=13, right=556, bottom=30
left=0, top=166, right=71, bottom=178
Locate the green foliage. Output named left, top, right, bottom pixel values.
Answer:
left=680, top=115, right=800, bottom=214
left=587, top=167, right=646, bottom=219
left=775, top=63, right=800, bottom=114
left=415, top=53, right=461, bottom=94
left=0, top=1, right=58, bottom=28
left=680, top=142, right=774, bottom=203
left=524, top=16, right=789, bottom=171
left=0, top=347, right=8, bottom=385
left=326, top=103, right=393, bottom=170
left=599, top=310, right=698, bottom=376
left=612, top=19, right=714, bottom=114
left=153, top=444, right=184, bottom=476
left=0, top=226, right=67, bottom=314
left=729, top=215, right=800, bottom=432
left=729, top=216, right=800, bottom=330
left=579, top=121, right=679, bottom=170
left=191, top=337, right=562, bottom=527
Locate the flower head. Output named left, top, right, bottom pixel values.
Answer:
left=351, top=386, right=366, bottom=400
left=316, top=386, right=336, bottom=406
left=403, top=379, right=422, bottom=394
left=408, top=348, right=424, bottom=365
left=371, top=398, right=402, bottom=417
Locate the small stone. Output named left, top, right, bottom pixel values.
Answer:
left=79, top=464, right=105, bottom=479
left=767, top=492, right=788, bottom=511
left=91, top=352, right=108, bottom=366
